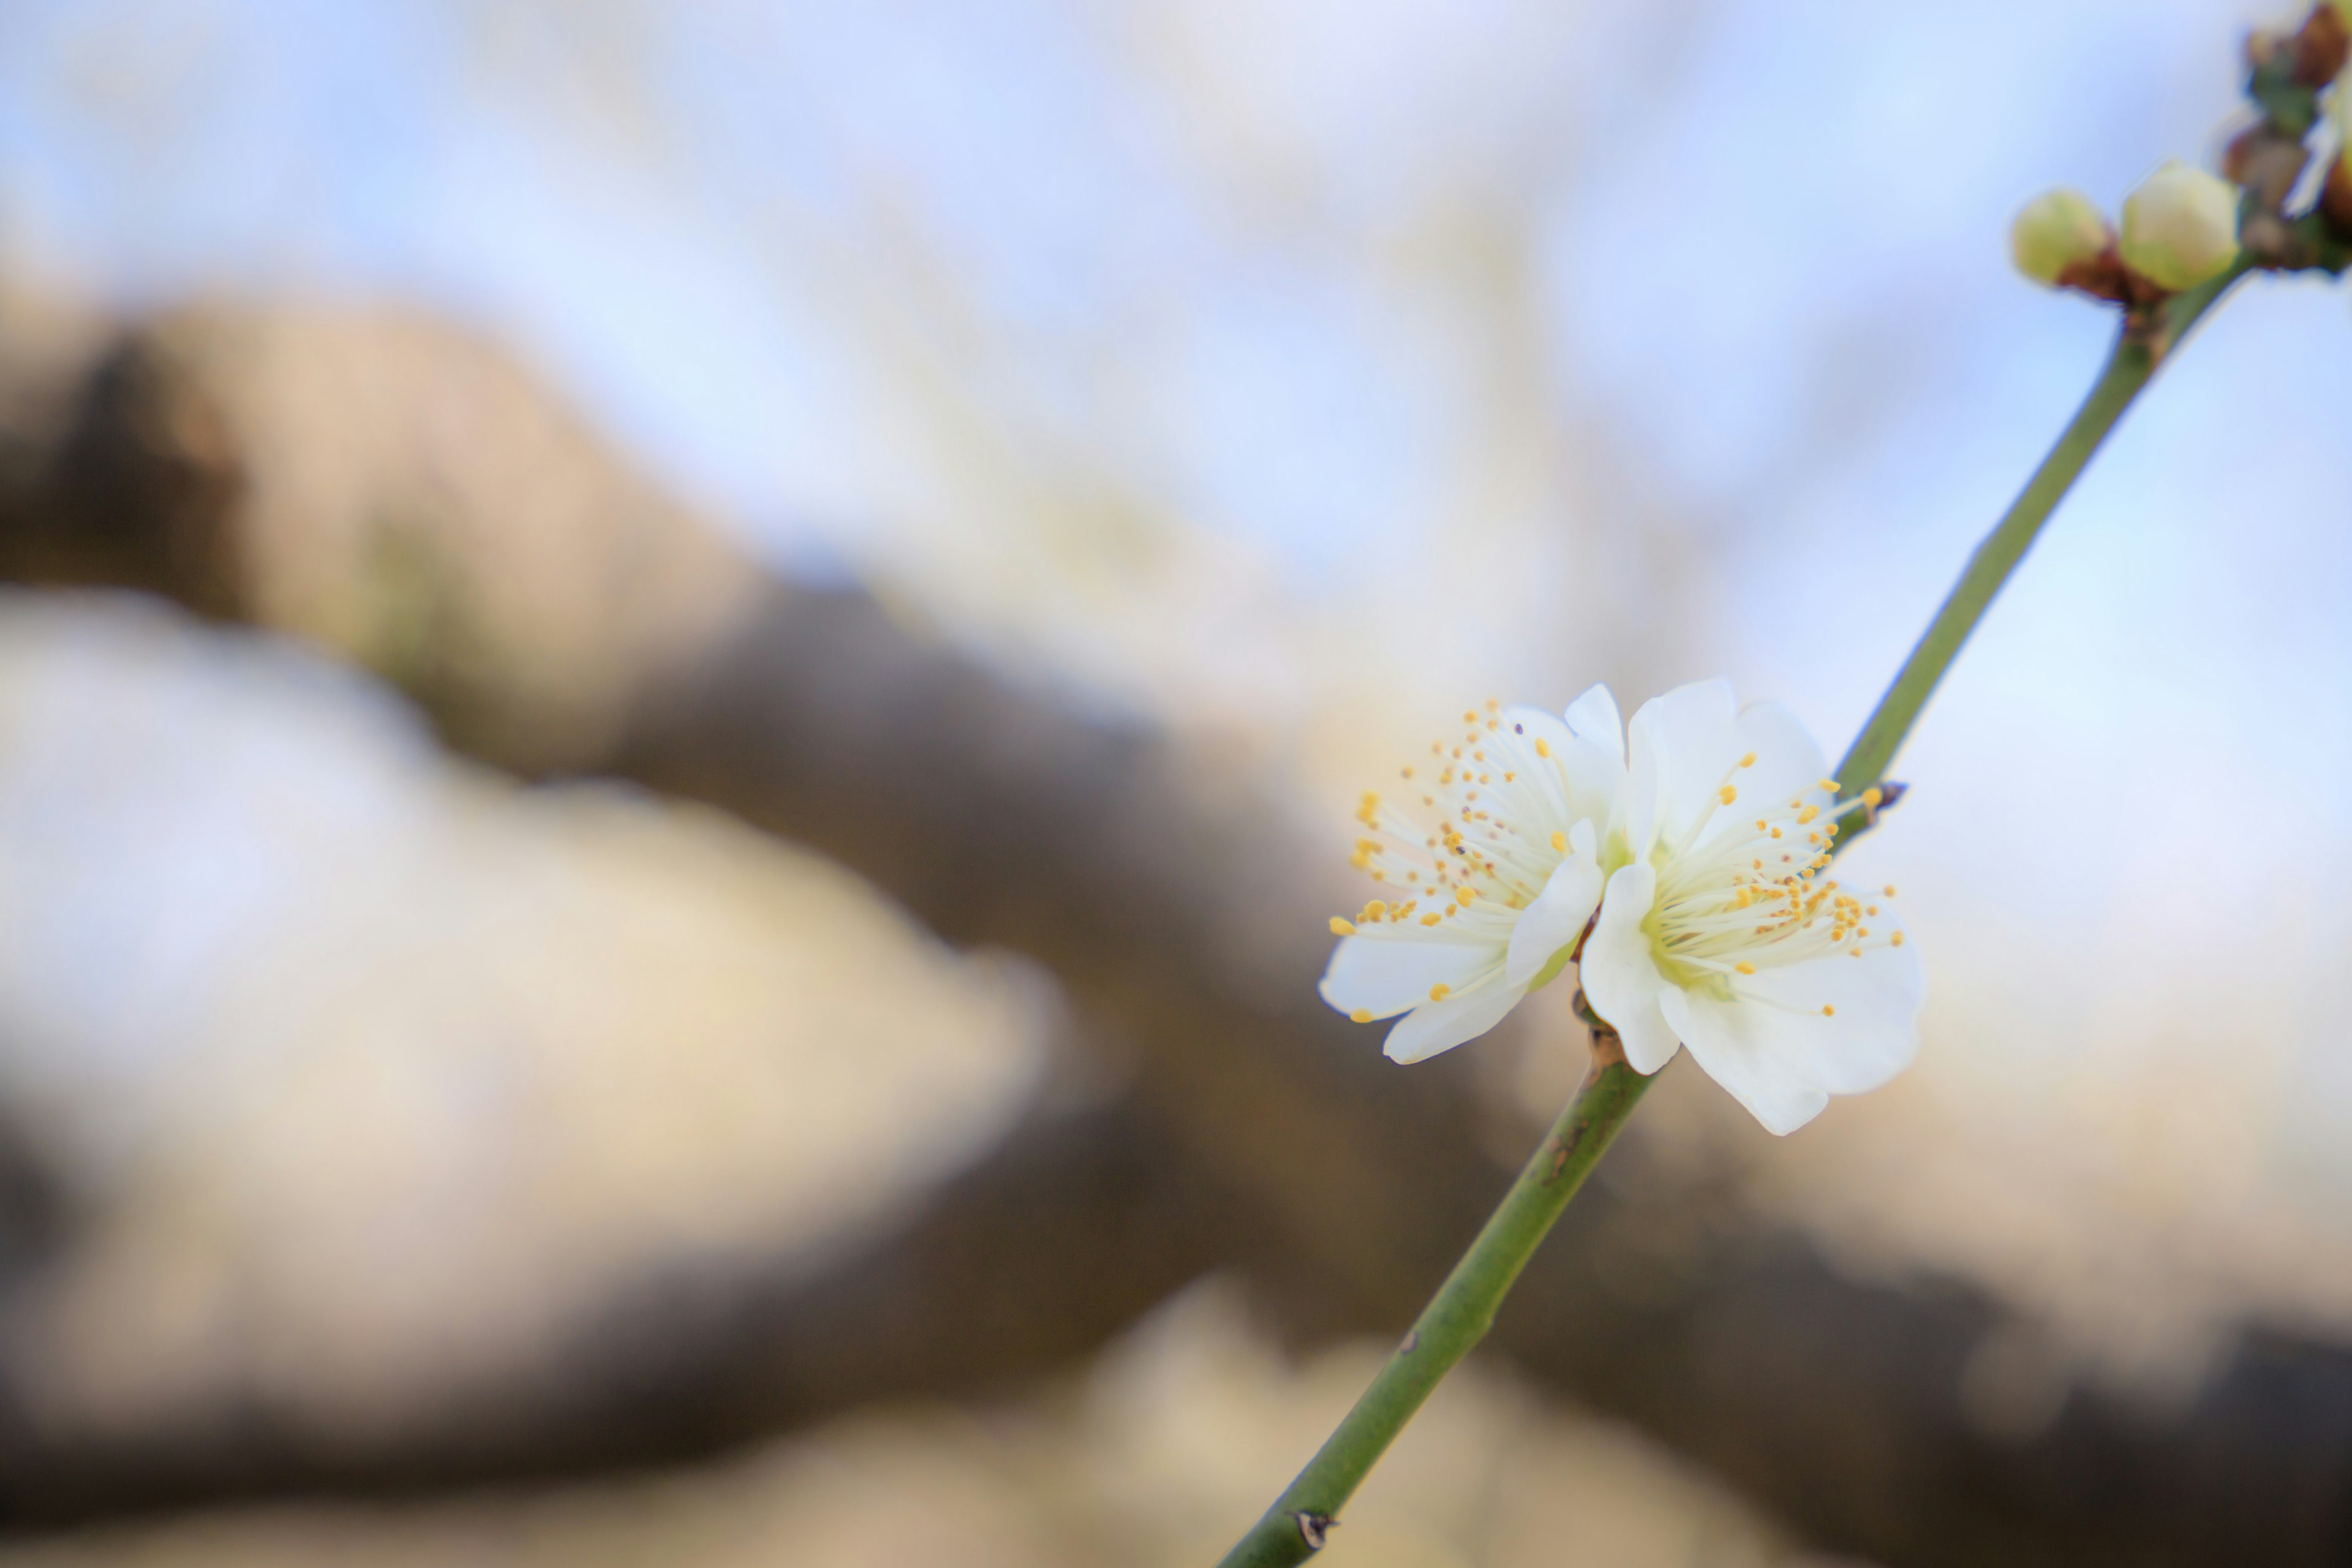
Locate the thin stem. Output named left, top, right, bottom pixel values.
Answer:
left=1215, top=265, right=2248, bottom=1567
left=1833, top=266, right=2246, bottom=799
left=1213, top=1032, right=1653, bottom=1568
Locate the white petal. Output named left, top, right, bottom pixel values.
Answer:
left=1658, top=987, right=1833, bottom=1136
left=1576, top=863, right=1681, bottom=1074
left=1625, top=677, right=1738, bottom=856
left=1563, top=684, right=1624, bottom=765
left=1505, top=843, right=1604, bottom=987
left=1502, top=705, right=1621, bottom=826
left=1384, top=981, right=1526, bottom=1064
left=1320, top=935, right=1501, bottom=1020
left=1734, top=937, right=1925, bottom=1095
left=1730, top=699, right=1832, bottom=817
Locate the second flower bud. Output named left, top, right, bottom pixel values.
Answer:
left=2118, top=162, right=2242, bottom=292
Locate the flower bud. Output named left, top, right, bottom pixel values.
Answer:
left=2009, top=187, right=2113, bottom=287
left=2118, top=162, right=2242, bottom=292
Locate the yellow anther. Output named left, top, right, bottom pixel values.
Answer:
left=1796, top=805, right=1819, bottom=824
left=1821, top=1004, right=1836, bottom=1016
left=1769, top=827, right=1782, bottom=839
left=1455, top=886, right=1478, bottom=907
left=1817, top=778, right=1838, bottom=792
left=1504, top=771, right=1517, bottom=782
left=1485, top=698, right=1500, bottom=712
left=1361, top=900, right=1389, bottom=921
left=1401, top=766, right=1415, bottom=778
left=1883, top=884, right=1898, bottom=897
left=1718, top=785, right=1738, bottom=805
left=1735, top=961, right=1757, bottom=974
left=1350, top=1009, right=1371, bottom=1023
left=1550, top=831, right=1567, bottom=853
left=1891, top=930, right=1905, bottom=946
left=1733, top=888, right=1754, bottom=908
left=1863, top=786, right=1884, bottom=808
left=1430, top=983, right=1452, bottom=1001
left=1740, top=752, right=1757, bottom=767
left=1850, top=948, right=1862, bottom=958
left=1421, top=913, right=1441, bottom=926
left=1463, top=710, right=1478, bottom=724
left=1534, top=737, right=1551, bottom=758
left=1329, top=917, right=1354, bottom=935
left=1866, top=905, right=1879, bottom=916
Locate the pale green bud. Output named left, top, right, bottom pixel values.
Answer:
left=2118, top=162, right=2242, bottom=292
left=2008, top=187, right=2113, bottom=286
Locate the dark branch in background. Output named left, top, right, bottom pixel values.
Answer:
left=0, top=307, right=2348, bottom=1566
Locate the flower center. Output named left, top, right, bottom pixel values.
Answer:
left=1332, top=699, right=1580, bottom=936
left=1645, top=764, right=1901, bottom=999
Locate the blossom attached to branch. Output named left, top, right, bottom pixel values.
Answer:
left=1321, top=680, right=1924, bottom=1134
left=1317, top=691, right=1623, bottom=1064
left=1577, top=679, right=1924, bottom=1135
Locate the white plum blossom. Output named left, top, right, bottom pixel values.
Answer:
left=1317, top=690, right=1626, bottom=1065
left=1577, top=679, right=1924, bottom=1134
left=1321, top=678, right=1925, bottom=1136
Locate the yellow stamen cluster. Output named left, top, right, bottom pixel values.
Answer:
left=1326, top=703, right=1586, bottom=939
left=1643, top=769, right=1904, bottom=1009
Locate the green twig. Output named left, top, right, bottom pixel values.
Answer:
left=1213, top=1028, right=1653, bottom=1568
left=1214, top=263, right=2248, bottom=1567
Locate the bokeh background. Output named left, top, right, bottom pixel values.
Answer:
left=0, top=1, right=2346, bottom=1564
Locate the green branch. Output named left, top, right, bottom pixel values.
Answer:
left=1213, top=263, right=2249, bottom=1567
left=1213, top=1031, right=1653, bottom=1568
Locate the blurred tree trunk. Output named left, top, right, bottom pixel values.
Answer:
left=0, top=304, right=2348, bottom=1567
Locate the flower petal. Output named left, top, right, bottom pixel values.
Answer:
left=1577, top=862, right=1681, bottom=1074
left=1730, top=699, right=1832, bottom=818
left=1506, top=829, right=1604, bottom=987
left=1657, top=987, right=1833, bottom=1136
left=1563, top=684, right=1624, bottom=765
left=1384, top=981, right=1526, bottom=1064
left=1733, top=937, right=1925, bottom=1095
left=1503, top=704, right=1621, bottom=826
left=1625, top=678, right=1738, bottom=857
left=1320, top=935, right=1501, bottom=1020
